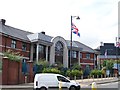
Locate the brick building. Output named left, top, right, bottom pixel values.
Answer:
left=0, top=19, right=98, bottom=69
left=96, top=43, right=120, bottom=70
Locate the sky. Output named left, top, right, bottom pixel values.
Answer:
left=0, top=0, right=119, bottom=49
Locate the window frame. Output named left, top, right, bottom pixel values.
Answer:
left=11, top=39, right=16, bottom=49
left=22, top=42, right=27, bottom=51
left=86, top=53, right=90, bottom=59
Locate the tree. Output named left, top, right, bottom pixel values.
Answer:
left=102, top=60, right=114, bottom=75
left=106, top=60, right=114, bottom=71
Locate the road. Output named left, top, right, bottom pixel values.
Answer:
left=1, top=81, right=119, bottom=90
left=1, top=77, right=119, bottom=90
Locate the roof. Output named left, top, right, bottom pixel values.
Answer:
left=0, top=23, right=33, bottom=41
left=27, top=33, right=53, bottom=45
left=74, top=41, right=97, bottom=53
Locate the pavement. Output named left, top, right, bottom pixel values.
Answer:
left=75, top=77, right=119, bottom=87
left=0, top=77, right=119, bottom=89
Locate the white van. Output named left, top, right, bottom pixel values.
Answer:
left=34, top=73, right=81, bottom=90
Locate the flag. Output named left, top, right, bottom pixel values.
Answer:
left=71, top=23, right=80, bottom=37
left=104, top=49, right=107, bottom=58
left=116, top=42, right=120, bottom=47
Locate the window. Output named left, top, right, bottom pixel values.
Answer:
left=38, top=44, right=46, bottom=59
left=72, top=51, right=77, bottom=58
left=11, top=39, right=16, bottom=48
left=22, top=42, right=27, bottom=51
left=55, top=41, right=63, bottom=64
left=86, top=53, right=90, bottom=59
left=57, top=76, right=70, bottom=82
left=55, top=41, right=63, bottom=56
left=80, top=53, right=82, bottom=58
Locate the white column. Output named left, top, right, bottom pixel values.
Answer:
left=50, top=45, right=55, bottom=65
left=78, top=51, right=80, bottom=65
left=63, top=47, right=68, bottom=68
left=46, top=46, right=48, bottom=61
left=30, top=44, right=33, bottom=61
left=36, top=43, right=39, bottom=62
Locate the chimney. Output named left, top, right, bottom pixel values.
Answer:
left=1, top=19, right=6, bottom=25
left=41, top=31, right=45, bottom=35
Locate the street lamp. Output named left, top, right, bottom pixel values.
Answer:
left=116, top=37, right=119, bottom=77
left=70, top=16, right=80, bottom=68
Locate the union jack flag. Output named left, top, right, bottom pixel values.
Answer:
left=116, top=42, right=120, bottom=47
left=104, top=49, right=107, bottom=58
left=71, top=23, right=80, bottom=37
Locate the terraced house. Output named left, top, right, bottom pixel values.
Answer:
left=0, top=19, right=98, bottom=69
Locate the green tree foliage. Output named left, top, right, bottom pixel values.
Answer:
left=102, top=60, right=114, bottom=70
left=106, top=60, right=114, bottom=70
left=4, top=49, right=21, bottom=62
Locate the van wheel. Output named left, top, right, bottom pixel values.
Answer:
left=69, top=86, right=76, bottom=90
left=40, top=87, right=47, bottom=90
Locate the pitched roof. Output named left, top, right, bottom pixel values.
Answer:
left=27, top=33, right=53, bottom=43
left=0, top=23, right=33, bottom=41
left=74, top=41, right=96, bottom=53
left=66, top=40, right=97, bottom=53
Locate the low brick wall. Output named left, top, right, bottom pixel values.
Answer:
left=2, top=58, right=34, bottom=85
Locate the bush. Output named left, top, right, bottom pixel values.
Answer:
left=66, top=69, right=83, bottom=77
left=42, top=68, right=61, bottom=74
left=90, top=69, right=102, bottom=76
left=71, top=64, right=81, bottom=70
left=4, top=50, right=21, bottom=62
left=35, top=60, right=49, bottom=68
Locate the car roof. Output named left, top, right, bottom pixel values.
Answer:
left=35, top=73, right=62, bottom=77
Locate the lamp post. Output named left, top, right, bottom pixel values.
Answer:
left=70, top=16, right=80, bottom=68
left=116, top=37, right=119, bottom=77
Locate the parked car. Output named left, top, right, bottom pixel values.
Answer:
left=34, top=73, right=81, bottom=90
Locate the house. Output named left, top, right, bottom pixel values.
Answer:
left=95, top=43, right=120, bottom=70
left=0, top=19, right=98, bottom=69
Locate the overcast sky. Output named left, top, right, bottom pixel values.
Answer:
left=0, top=0, right=119, bottom=49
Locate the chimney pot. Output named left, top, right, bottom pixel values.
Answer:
left=41, top=31, right=45, bottom=35
left=1, top=19, right=6, bottom=25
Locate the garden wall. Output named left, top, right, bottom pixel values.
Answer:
left=2, top=58, right=34, bottom=85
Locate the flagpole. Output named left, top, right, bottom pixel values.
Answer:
left=70, top=16, right=80, bottom=68
left=70, top=16, right=72, bottom=68
left=116, top=37, right=119, bottom=77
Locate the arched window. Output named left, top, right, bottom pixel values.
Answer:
left=55, top=41, right=63, bottom=64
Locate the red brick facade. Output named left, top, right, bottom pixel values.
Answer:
left=1, top=34, right=31, bottom=60
left=80, top=52, right=96, bottom=69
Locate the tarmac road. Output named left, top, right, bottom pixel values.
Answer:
left=1, top=77, right=119, bottom=90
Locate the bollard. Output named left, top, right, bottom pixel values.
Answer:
left=91, top=82, right=97, bottom=90
left=59, top=81, right=62, bottom=90
left=25, top=76, right=27, bottom=83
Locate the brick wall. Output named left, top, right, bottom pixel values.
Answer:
left=1, top=35, right=30, bottom=59
left=2, top=58, right=34, bottom=85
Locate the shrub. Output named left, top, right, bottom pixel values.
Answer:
left=4, top=49, right=21, bottom=62
left=72, top=64, right=81, bottom=70
left=66, top=69, right=83, bottom=77
left=90, top=69, right=102, bottom=76
left=35, top=60, right=49, bottom=68
left=66, top=70, right=71, bottom=77
left=42, top=68, right=61, bottom=74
